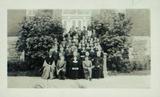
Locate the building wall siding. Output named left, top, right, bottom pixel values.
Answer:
left=126, top=9, right=150, bottom=36
left=8, top=10, right=26, bottom=36
left=8, top=37, right=20, bottom=61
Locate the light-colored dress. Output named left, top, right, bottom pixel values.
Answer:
left=41, top=60, right=55, bottom=79
left=56, top=60, right=66, bottom=76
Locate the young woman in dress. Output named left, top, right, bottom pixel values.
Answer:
left=56, top=53, right=66, bottom=80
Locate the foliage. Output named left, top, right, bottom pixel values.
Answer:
left=91, top=12, right=133, bottom=72
left=8, top=60, right=42, bottom=76
left=8, top=60, right=28, bottom=72
left=16, top=16, right=64, bottom=69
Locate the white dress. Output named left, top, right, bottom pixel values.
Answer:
left=41, top=60, right=55, bottom=79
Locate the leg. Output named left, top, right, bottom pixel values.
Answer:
left=89, top=68, right=92, bottom=80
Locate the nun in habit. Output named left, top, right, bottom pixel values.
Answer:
left=92, top=51, right=104, bottom=78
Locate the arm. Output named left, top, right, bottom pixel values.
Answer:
left=82, top=61, right=87, bottom=69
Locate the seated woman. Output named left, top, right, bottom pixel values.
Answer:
left=82, top=52, right=93, bottom=80
left=56, top=53, right=66, bottom=80
left=92, top=51, right=104, bottom=78
left=41, top=59, right=55, bottom=79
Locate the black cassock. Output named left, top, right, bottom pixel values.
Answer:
left=92, top=57, right=104, bottom=78
left=68, top=57, right=84, bottom=79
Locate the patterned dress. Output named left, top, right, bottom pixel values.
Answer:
left=56, top=60, right=66, bottom=79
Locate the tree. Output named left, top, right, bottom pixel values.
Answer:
left=16, top=16, right=64, bottom=70
left=91, top=12, right=133, bottom=72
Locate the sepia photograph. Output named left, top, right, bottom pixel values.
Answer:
left=7, top=9, right=150, bottom=88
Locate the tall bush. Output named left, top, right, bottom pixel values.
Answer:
left=91, top=12, right=133, bottom=72
left=16, top=16, right=64, bottom=69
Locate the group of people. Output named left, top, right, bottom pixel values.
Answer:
left=42, top=26, right=104, bottom=80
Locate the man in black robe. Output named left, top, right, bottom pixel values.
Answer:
left=68, top=51, right=79, bottom=79
left=92, top=51, right=104, bottom=78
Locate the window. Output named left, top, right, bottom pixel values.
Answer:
left=63, top=21, right=67, bottom=27
left=72, top=20, right=76, bottom=27
left=78, top=20, right=81, bottom=28
left=26, top=10, right=37, bottom=16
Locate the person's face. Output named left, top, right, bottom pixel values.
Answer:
left=91, top=47, right=94, bottom=50
left=97, top=52, right=101, bottom=57
left=85, top=57, right=88, bottom=60
left=68, top=39, right=71, bottom=42
left=73, top=52, right=77, bottom=57
left=61, top=56, right=64, bottom=60
left=82, top=36, right=85, bottom=39
left=90, top=43, right=93, bottom=46
left=82, top=47, right=85, bottom=50
left=60, top=47, right=63, bottom=50
left=72, top=43, right=75, bottom=46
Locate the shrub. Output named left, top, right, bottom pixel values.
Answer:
left=8, top=60, right=29, bottom=72
left=16, top=16, right=64, bottom=69
left=91, top=12, right=133, bottom=72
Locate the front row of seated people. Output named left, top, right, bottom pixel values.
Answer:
left=41, top=51, right=104, bottom=80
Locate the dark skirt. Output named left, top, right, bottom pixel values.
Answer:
left=58, top=70, right=65, bottom=80
left=69, top=67, right=79, bottom=79
left=92, top=67, right=103, bottom=78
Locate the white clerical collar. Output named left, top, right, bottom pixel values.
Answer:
left=73, top=57, right=78, bottom=63
left=74, top=57, right=77, bottom=60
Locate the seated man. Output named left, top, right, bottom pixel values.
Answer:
left=56, top=53, right=66, bottom=80
left=82, top=52, right=93, bottom=80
